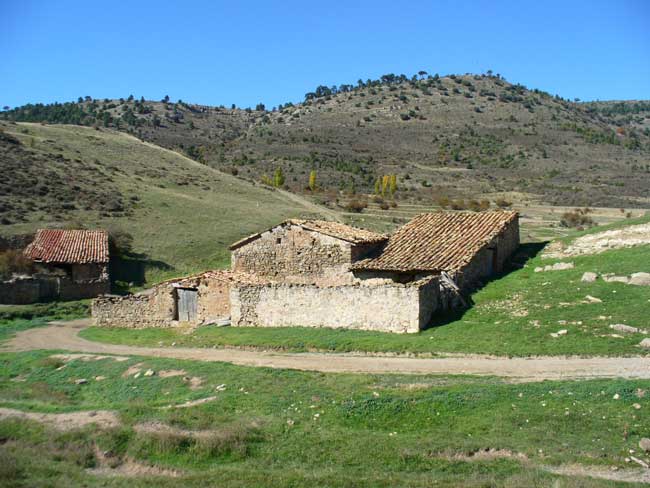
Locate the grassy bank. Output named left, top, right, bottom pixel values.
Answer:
left=1, top=350, right=650, bottom=486
left=81, top=240, right=650, bottom=357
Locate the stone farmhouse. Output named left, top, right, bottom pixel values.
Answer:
left=93, top=211, right=519, bottom=334
left=0, top=229, right=110, bottom=304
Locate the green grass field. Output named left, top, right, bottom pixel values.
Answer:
left=1, top=348, right=650, bottom=487
left=81, top=219, right=650, bottom=357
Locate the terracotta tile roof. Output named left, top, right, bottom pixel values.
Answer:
left=229, top=219, right=386, bottom=250
left=352, top=211, right=518, bottom=273
left=23, top=229, right=109, bottom=264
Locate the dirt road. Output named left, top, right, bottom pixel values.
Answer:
left=5, top=320, right=650, bottom=381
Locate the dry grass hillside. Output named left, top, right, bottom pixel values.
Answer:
left=0, top=121, right=329, bottom=284
left=5, top=73, right=648, bottom=209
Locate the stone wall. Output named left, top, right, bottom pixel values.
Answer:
left=456, top=217, right=520, bottom=289
left=230, top=276, right=439, bottom=334
left=92, top=272, right=232, bottom=328
left=0, top=278, right=41, bottom=304
left=0, top=273, right=110, bottom=304
left=231, top=225, right=374, bottom=285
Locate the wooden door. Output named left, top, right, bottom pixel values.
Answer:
left=177, top=288, right=198, bottom=322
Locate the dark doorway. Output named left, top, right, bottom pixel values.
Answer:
left=176, top=288, right=198, bottom=322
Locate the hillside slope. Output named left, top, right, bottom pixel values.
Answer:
left=0, top=121, right=332, bottom=283
left=5, top=73, right=649, bottom=208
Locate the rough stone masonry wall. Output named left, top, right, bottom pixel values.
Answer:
left=231, top=225, right=358, bottom=285
left=456, top=218, right=520, bottom=289
left=92, top=274, right=231, bottom=328
left=230, top=277, right=439, bottom=334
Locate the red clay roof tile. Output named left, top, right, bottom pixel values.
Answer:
left=352, top=211, right=518, bottom=273
left=23, top=229, right=109, bottom=264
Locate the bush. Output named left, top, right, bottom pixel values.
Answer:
left=560, top=210, right=595, bottom=229
left=345, top=199, right=368, bottom=213
left=0, top=250, right=34, bottom=279
left=436, top=196, right=450, bottom=209
left=450, top=199, right=467, bottom=210
left=108, top=228, right=133, bottom=256
left=379, top=202, right=390, bottom=210
left=495, top=198, right=512, bottom=208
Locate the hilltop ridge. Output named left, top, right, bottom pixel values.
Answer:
left=3, top=72, right=650, bottom=210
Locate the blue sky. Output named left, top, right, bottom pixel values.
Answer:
left=1, top=0, right=648, bottom=109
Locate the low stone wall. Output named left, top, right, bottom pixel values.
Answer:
left=92, top=271, right=233, bottom=328
left=92, top=293, right=174, bottom=328
left=230, top=276, right=439, bottom=334
left=0, top=276, right=110, bottom=304
left=0, top=278, right=41, bottom=305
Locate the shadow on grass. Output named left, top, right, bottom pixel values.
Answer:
left=427, top=242, right=548, bottom=330
left=109, top=252, right=173, bottom=294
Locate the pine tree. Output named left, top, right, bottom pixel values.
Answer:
left=308, top=170, right=317, bottom=191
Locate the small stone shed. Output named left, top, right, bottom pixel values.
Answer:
left=351, top=211, right=520, bottom=290
left=0, top=229, right=110, bottom=304
left=92, top=211, right=519, bottom=334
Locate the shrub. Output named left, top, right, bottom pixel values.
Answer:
left=450, top=199, right=467, bottom=210
left=379, top=202, right=390, bottom=210
left=436, top=196, right=450, bottom=208
left=108, top=228, right=133, bottom=256
left=560, top=210, right=595, bottom=229
left=345, top=198, right=368, bottom=213
left=495, top=198, right=512, bottom=208
left=0, top=250, right=34, bottom=279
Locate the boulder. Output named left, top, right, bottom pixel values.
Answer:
left=639, top=338, right=650, bottom=349
left=640, top=438, right=650, bottom=452
left=144, top=369, right=155, bottom=377
left=581, top=272, right=598, bottom=282
left=603, top=274, right=630, bottom=284
left=550, top=329, right=568, bottom=338
left=630, top=272, right=650, bottom=287
left=610, top=324, right=640, bottom=334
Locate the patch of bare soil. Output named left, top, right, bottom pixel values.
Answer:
left=545, top=464, right=650, bottom=484
left=545, top=223, right=650, bottom=258
left=0, top=407, right=119, bottom=431
left=158, top=369, right=187, bottom=378
left=50, top=353, right=130, bottom=362
left=121, top=363, right=145, bottom=378
left=87, top=446, right=181, bottom=478
left=185, top=375, right=203, bottom=390
left=134, top=421, right=220, bottom=439
left=159, top=396, right=218, bottom=409
left=437, top=448, right=527, bottom=462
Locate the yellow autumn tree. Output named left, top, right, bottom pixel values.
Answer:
left=381, top=175, right=390, bottom=196
left=309, top=170, right=317, bottom=191
left=389, top=174, right=398, bottom=196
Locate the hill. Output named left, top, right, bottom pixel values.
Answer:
left=0, top=121, right=331, bottom=284
left=4, top=73, right=650, bottom=209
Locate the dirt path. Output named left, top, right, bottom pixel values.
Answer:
left=4, top=320, right=650, bottom=381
